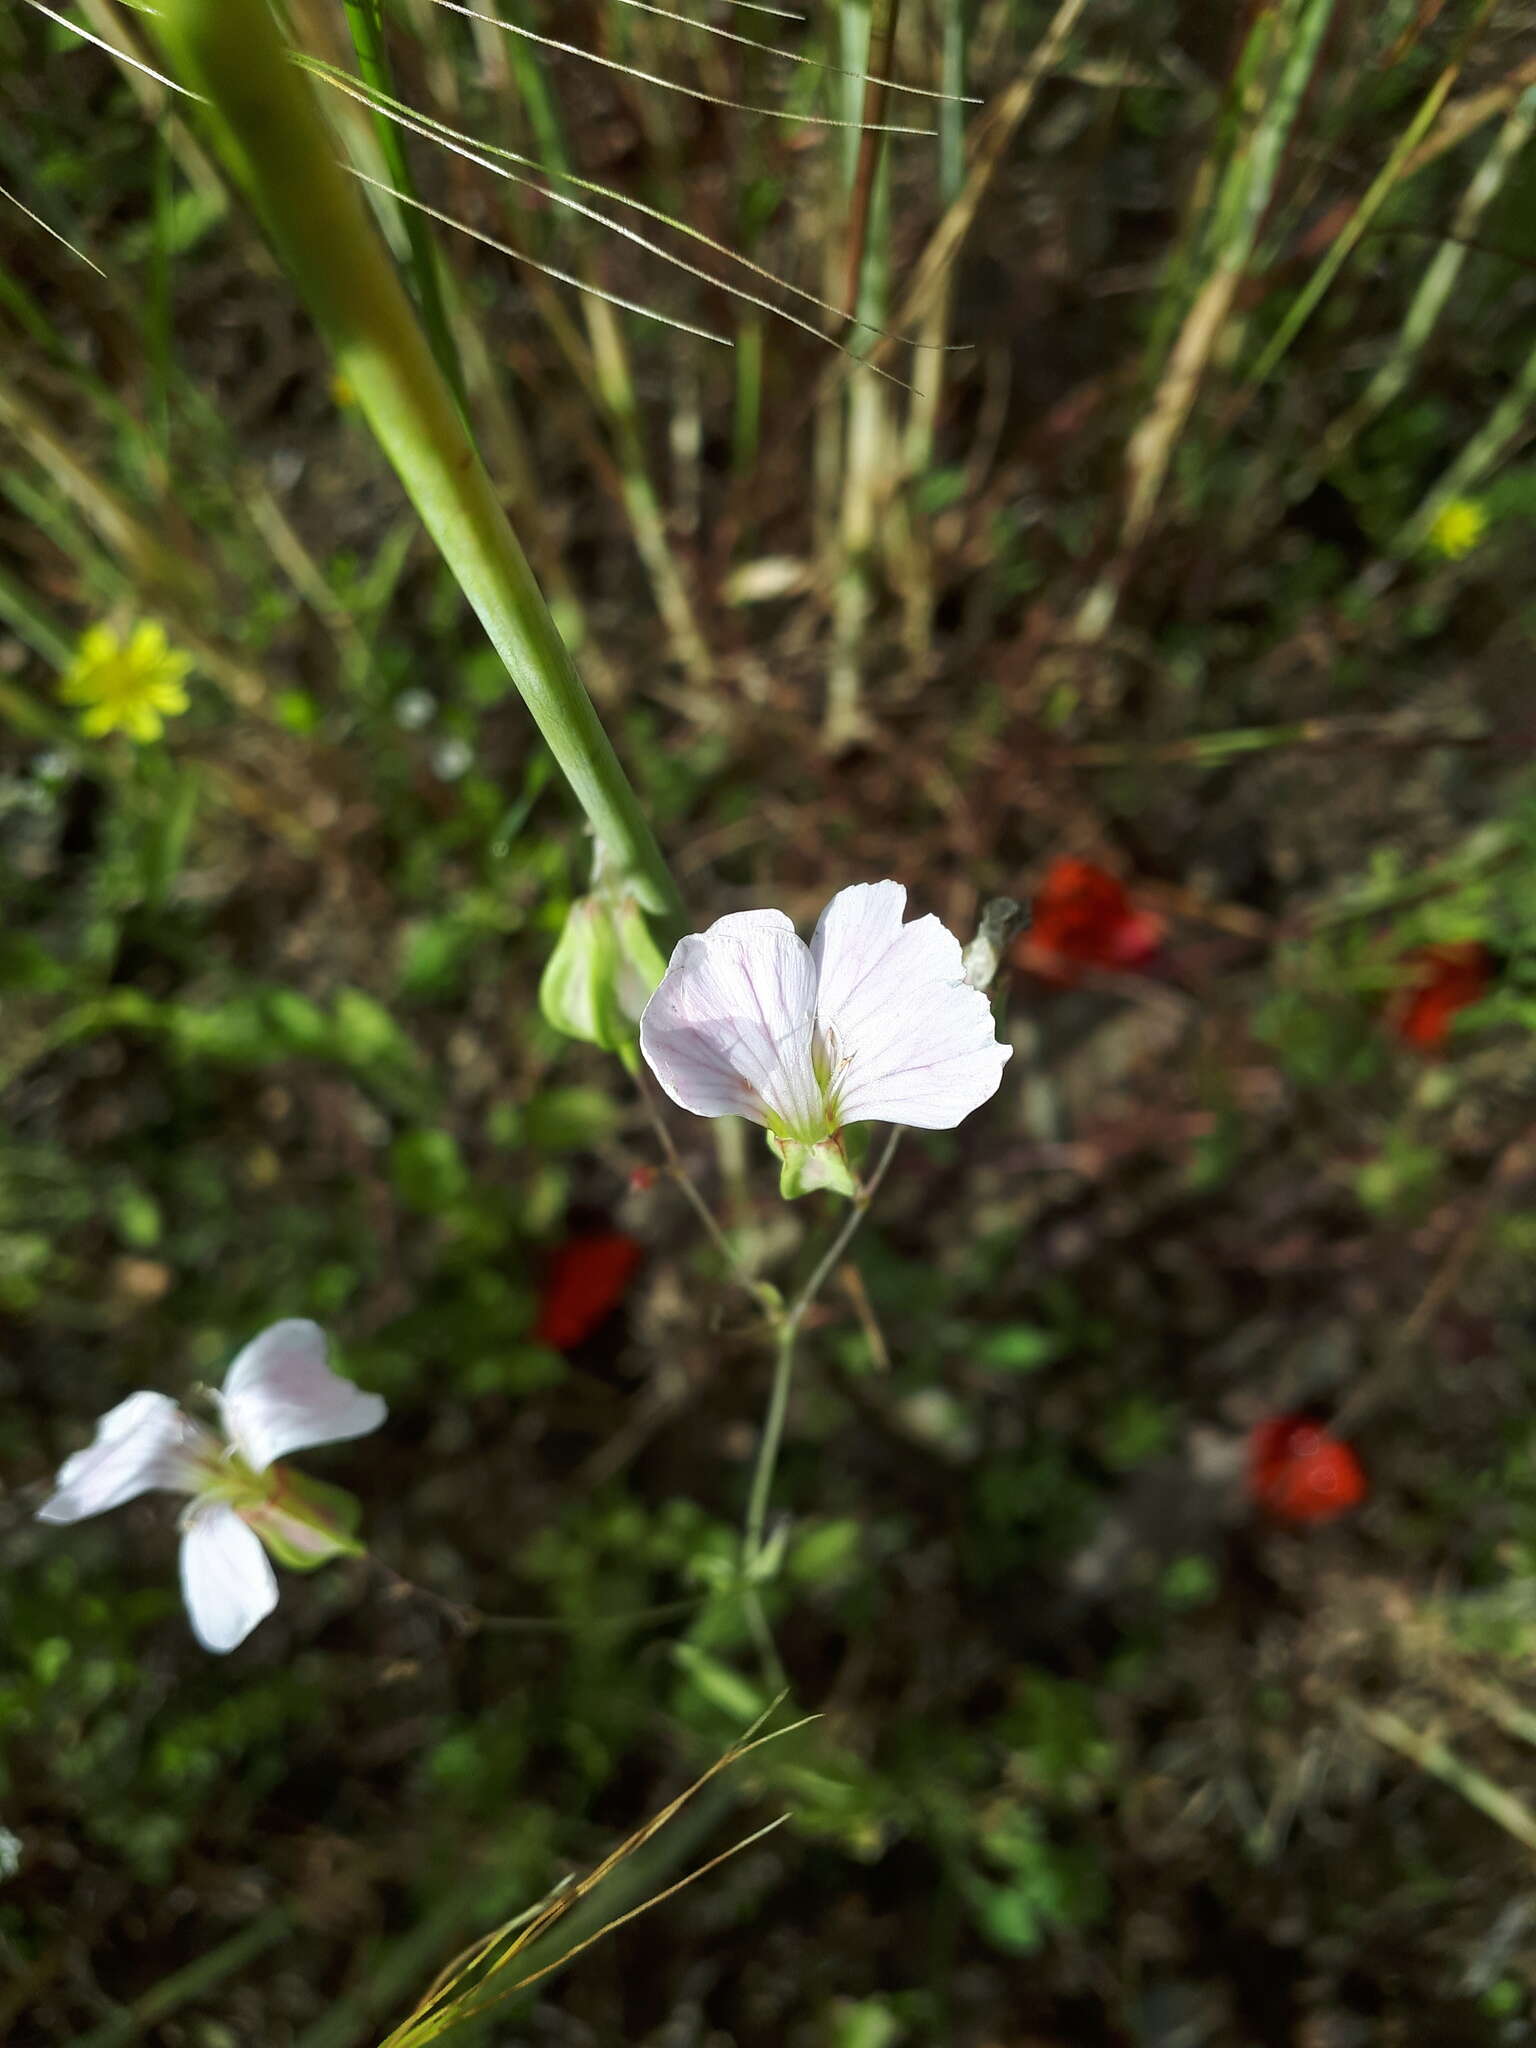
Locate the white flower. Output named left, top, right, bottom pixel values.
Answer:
left=37, top=1321, right=385, bottom=1653
left=639, top=881, right=1012, bottom=1149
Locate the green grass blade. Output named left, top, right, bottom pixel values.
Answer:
left=143, top=0, right=683, bottom=928
left=341, top=0, right=469, bottom=408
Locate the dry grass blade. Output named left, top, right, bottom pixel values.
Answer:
left=0, top=183, right=105, bottom=276
left=843, top=0, right=907, bottom=311
left=303, top=59, right=918, bottom=379
left=857, top=0, right=1090, bottom=378
left=1115, top=0, right=1336, bottom=554
left=458, top=1814, right=793, bottom=2014
left=296, top=56, right=856, bottom=346
left=1391, top=332, right=1536, bottom=555
left=1346, top=1703, right=1536, bottom=1856
left=428, top=0, right=933, bottom=133
left=378, top=1707, right=819, bottom=2047
left=1373, top=54, right=1536, bottom=190
left=612, top=0, right=981, bottom=104
left=1318, top=82, right=1536, bottom=466
left=22, top=0, right=206, bottom=98
left=347, top=167, right=734, bottom=346
left=1243, top=0, right=1499, bottom=392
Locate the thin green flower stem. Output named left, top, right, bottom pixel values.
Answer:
left=144, top=0, right=683, bottom=930
left=742, top=1315, right=802, bottom=1578
left=629, top=1092, right=905, bottom=1665
left=368, top=1555, right=703, bottom=1635
left=636, top=1073, right=764, bottom=1300
left=742, top=1123, right=903, bottom=1573
left=788, top=1123, right=902, bottom=1326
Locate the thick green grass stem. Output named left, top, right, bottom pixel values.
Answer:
left=340, top=0, right=468, bottom=412
left=145, top=0, right=683, bottom=931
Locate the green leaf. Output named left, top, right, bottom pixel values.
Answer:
left=331, top=987, right=410, bottom=1066
left=398, top=915, right=475, bottom=1000
left=264, top=989, right=332, bottom=1055
left=461, top=1344, right=566, bottom=1396
left=0, top=934, right=70, bottom=993
left=789, top=1518, right=862, bottom=1591
left=973, top=1325, right=1064, bottom=1374
left=390, top=1127, right=469, bottom=1212
left=523, top=1086, right=621, bottom=1152
left=671, top=1643, right=770, bottom=1726
left=107, top=1180, right=162, bottom=1251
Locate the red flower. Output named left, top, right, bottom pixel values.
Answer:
left=1391, top=942, right=1493, bottom=1053
left=534, top=1231, right=643, bottom=1350
left=1018, top=858, right=1166, bottom=983
left=1248, top=1414, right=1367, bottom=1525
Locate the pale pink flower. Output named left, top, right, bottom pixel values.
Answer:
left=640, top=882, right=1011, bottom=1147
left=38, top=1321, right=385, bottom=1653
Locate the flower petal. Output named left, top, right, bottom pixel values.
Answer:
left=639, top=912, right=824, bottom=1137
left=178, top=1501, right=279, bottom=1652
left=37, top=1391, right=214, bottom=1524
left=811, top=882, right=1011, bottom=1130
left=218, top=1320, right=386, bottom=1474
left=535, top=1231, right=643, bottom=1350
left=78, top=624, right=117, bottom=666
left=130, top=621, right=169, bottom=663
left=808, top=881, right=911, bottom=1017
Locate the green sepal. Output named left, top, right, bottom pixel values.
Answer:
left=839, top=1122, right=871, bottom=1179
left=768, top=1131, right=859, bottom=1200
left=243, top=1469, right=366, bottom=1573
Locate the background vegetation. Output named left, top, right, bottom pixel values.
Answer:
left=7, top=0, right=1536, bottom=2040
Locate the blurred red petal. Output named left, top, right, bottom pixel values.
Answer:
left=1392, top=943, right=1493, bottom=1053
left=1248, top=1413, right=1367, bottom=1525
left=1019, top=858, right=1166, bottom=982
left=535, top=1231, right=643, bottom=1350
left=1107, top=906, right=1166, bottom=967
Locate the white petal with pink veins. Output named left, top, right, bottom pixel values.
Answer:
left=37, top=1391, right=215, bottom=1524
left=811, top=882, right=1011, bottom=1130
left=640, top=884, right=1012, bottom=1141
left=640, top=913, right=825, bottom=1138
left=219, top=1320, right=386, bottom=1475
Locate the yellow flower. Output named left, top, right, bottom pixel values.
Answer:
left=1425, top=497, right=1488, bottom=561
left=58, top=621, right=193, bottom=742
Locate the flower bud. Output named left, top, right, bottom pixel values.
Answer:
left=241, top=1466, right=370, bottom=1572
left=539, top=891, right=667, bottom=1059
left=240, top=1469, right=366, bottom=1571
